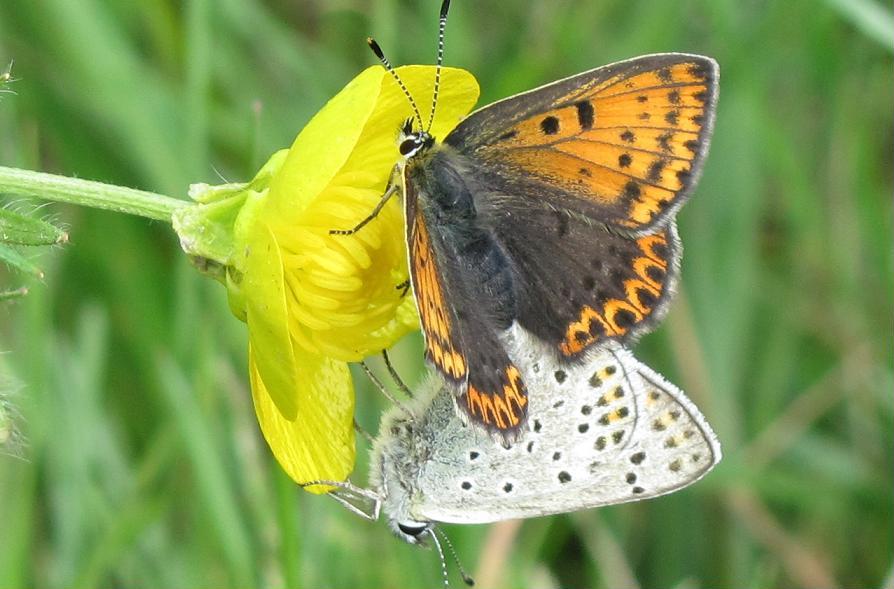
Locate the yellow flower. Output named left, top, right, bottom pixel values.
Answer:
left=174, top=65, right=479, bottom=491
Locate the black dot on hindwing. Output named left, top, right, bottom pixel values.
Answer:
left=588, top=320, right=605, bottom=338
left=626, top=472, right=637, bottom=484
left=533, top=420, right=542, bottom=433
left=595, top=437, right=607, bottom=450
left=646, top=265, right=666, bottom=284
left=469, top=451, right=479, bottom=460
left=612, top=308, right=636, bottom=329
left=526, top=441, right=535, bottom=453
left=632, top=486, right=645, bottom=494
left=540, top=116, right=560, bottom=135
left=581, top=405, right=592, bottom=415
left=554, top=370, right=567, bottom=384
left=630, top=451, right=646, bottom=464
left=578, top=423, right=590, bottom=433
left=461, top=481, right=472, bottom=490
left=503, top=482, right=513, bottom=493
left=553, top=451, right=562, bottom=461
left=558, top=471, right=572, bottom=483
left=636, top=287, right=657, bottom=309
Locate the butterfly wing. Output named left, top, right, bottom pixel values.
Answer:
left=446, top=53, right=718, bottom=232
left=412, top=344, right=720, bottom=524
left=490, top=204, right=679, bottom=353
left=444, top=53, right=716, bottom=355
left=405, top=176, right=528, bottom=435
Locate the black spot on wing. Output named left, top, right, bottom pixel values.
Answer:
left=575, top=100, right=595, bottom=130
left=540, top=116, right=560, bottom=135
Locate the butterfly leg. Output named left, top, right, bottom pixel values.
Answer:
left=382, top=349, right=414, bottom=398
left=395, top=278, right=411, bottom=297
left=299, top=479, right=382, bottom=520
left=329, top=183, right=399, bottom=235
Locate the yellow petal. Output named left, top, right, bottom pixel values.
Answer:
left=267, top=66, right=387, bottom=224
left=341, top=66, right=480, bottom=187
left=241, top=218, right=299, bottom=419
left=250, top=347, right=354, bottom=491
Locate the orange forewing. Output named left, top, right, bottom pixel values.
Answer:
left=482, top=60, right=713, bottom=229
left=410, top=210, right=529, bottom=434
left=409, top=212, right=467, bottom=382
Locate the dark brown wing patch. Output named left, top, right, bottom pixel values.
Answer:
left=558, top=231, right=671, bottom=356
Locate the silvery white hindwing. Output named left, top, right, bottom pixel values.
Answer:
left=329, top=340, right=721, bottom=545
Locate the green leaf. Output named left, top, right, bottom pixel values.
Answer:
left=0, top=243, right=43, bottom=277
left=0, top=208, right=68, bottom=246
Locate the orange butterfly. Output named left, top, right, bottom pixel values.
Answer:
left=344, top=1, right=718, bottom=439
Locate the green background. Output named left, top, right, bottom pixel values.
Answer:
left=1, top=1, right=891, bottom=587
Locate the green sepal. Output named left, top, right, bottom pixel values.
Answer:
left=0, top=207, right=68, bottom=246
left=0, top=243, right=43, bottom=277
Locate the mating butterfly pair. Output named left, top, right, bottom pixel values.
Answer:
left=360, top=50, right=718, bottom=438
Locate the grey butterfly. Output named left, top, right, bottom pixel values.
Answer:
left=317, top=342, right=721, bottom=548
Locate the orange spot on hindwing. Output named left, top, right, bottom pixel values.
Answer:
left=559, top=231, right=671, bottom=356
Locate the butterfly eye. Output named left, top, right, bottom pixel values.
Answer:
left=397, top=522, right=428, bottom=537
left=399, top=139, right=418, bottom=156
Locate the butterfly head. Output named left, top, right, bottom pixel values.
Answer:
left=398, top=119, right=435, bottom=160
left=391, top=519, right=434, bottom=545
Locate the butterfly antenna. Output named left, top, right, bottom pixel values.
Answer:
left=367, top=37, right=424, bottom=129
left=435, top=527, right=475, bottom=586
left=360, top=360, right=412, bottom=414
left=426, top=0, right=451, bottom=132
left=382, top=350, right=414, bottom=398
left=427, top=528, right=452, bottom=588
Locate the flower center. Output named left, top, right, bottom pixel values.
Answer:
left=275, top=173, right=412, bottom=361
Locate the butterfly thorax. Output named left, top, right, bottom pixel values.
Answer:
left=370, top=406, right=435, bottom=544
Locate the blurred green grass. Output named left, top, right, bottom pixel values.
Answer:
left=0, top=0, right=891, bottom=587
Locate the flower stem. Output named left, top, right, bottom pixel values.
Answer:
left=0, top=165, right=187, bottom=222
